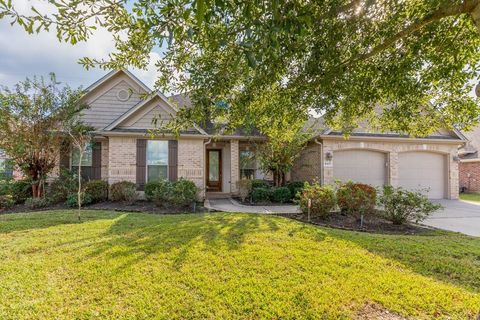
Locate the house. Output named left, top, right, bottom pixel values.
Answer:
left=53, top=69, right=464, bottom=199
left=459, top=125, right=480, bottom=192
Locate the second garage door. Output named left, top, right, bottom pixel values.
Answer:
left=398, top=152, right=446, bottom=199
left=333, top=150, right=387, bottom=187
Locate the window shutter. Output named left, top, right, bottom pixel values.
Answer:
left=59, top=140, right=70, bottom=170
left=92, top=142, right=102, bottom=180
left=136, top=139, right=147, bottom=191
left=168, top=140, right=178, bottom=182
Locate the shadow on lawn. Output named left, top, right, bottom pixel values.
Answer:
left=84, top=212, right=281, bottom=270
left=0, top=210, right=120, bottom=234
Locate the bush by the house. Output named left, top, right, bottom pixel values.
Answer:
left=25, top=197, right=49, bottom=209
left=298, top=182, right=336, bottom=218
left=84, top=180, right=108, bottom=203
left=152, top=179, right=198, bottom=208
left=236, top=179, right=252, bottom=202
left=271, top=187, right=291, bottom=203
left=252, top=187, right=271, bottom=203
left=0, top=195, right=15, bottom=210
left=46, top=170, right=77, bottom=204
left=378, top=185, right=442, bottom=225
left=110, top=181, right=137, bottom=204
left=145, top=181, right=164, bottom=201
left=251, top=179, right=270, bottom=190
left=2, top=179, right=33, bottom=204
left=336, top=182, right=377, bottom=217
left=65, top=192, right=93, bottom=208
left=286, top=181, right=305, bottom=200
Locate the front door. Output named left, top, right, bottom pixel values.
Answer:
left=207, top=149, right=222, bottom=192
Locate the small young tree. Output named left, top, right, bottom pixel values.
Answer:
left=64, top=123, right=94, bottom=221
left=0, top=74, right=86, bottom=198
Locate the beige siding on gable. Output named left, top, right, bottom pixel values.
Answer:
left=118, top=98, right=174, bottom=130
left=82, top=73, right=147, bottom=129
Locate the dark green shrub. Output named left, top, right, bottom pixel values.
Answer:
left=9, top=180, right=33, bottom=204
left=65, top=193, right=93, bottom=208
left=251, top=179, right=270, bottom=190
left=110, top=181, right=137, bottom=204
left=286, top=181, right=305, bottom=199
left=271, top=187, right=291, bottom=203
left=298, top=182, right=336, bottom=218
left=0, top=195, right=15, bottom=210
left=84, top=180, right=108, bottom=203
left=152, top=179, right=199, bottom=208
left=378, top=185, right=442, bottom=225
left=171, top=178, right=199, bottom=207
left=252, top=187, right=271, bottom=203
left=46, top=170, right=77, bottom=204
left=145, top=180, right=165, bottom=201
left=336, top=182, right=377, bottom=217
left=25, top=197, right=49, bottom=209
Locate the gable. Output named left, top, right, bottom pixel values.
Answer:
left=118, top=96, right=175, bottom=130
left=81, top=71, right=149, bottom=130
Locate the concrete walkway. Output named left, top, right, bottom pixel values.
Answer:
left=423, top=200, right=480, bottom=237
left=204, top=198, right=300, bottom=214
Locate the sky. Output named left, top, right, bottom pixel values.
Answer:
left=0, top=1, right=160, bottom=90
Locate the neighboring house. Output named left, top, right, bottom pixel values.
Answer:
left=459, top=125, right=480, bottom=192
left=52, top=69, right=463, bottom=199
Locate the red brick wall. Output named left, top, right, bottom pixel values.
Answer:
left=459, top=161, right=480, bottom=192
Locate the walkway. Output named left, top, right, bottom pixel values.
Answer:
left=204, top=198, right=300, bottom=214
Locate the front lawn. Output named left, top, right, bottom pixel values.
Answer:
left=460, top=192, right=480, bottom=203
left=0, top=211, right=479, bottom=319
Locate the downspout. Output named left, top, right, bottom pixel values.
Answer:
left=314, top=138, right=324, bottom=185
left=203, top=138, right=212, bottom=196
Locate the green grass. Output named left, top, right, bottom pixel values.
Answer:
left=0, top=211, right=479, bottom=319
left=460, top=193, right=480, bottom=203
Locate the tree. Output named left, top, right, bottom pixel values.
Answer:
left=64, top=122, right=94, bottom=221
left=0, top=74, right=86, bottom=198
left=1, top=0, right=480, bottom=136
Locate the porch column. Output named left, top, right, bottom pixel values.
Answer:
left=230, top=139, right=239, bottom=194
left=389, top=152, right=399, bottom=187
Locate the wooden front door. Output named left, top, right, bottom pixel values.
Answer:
left=207, top=149, right=222, bottom=192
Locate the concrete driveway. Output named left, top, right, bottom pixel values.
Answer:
left=423, top=200, right=480, bottom=237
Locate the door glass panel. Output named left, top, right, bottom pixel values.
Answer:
left=209, top=151, right=219, bottom=181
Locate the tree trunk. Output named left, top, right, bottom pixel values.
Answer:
left=77, top=151, right=82, bottom=221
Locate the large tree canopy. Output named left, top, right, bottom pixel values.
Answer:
left=1, top=0, right=480, bottom=135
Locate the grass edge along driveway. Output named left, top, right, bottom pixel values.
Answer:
left=0, top=210, right=479, bottom=319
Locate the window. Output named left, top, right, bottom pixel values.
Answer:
left=0, top=159, right=13, bottom=179
left=240, top=150, right=256, bottom=180
left=147, top=140, right=168, bottom=182
left=72, top=144, right=93, bottom=167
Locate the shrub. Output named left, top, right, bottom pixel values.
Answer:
left=378, top=185, right=442, bottom=225
left=271, top=187, right=291, bottom=203
left=25, top=197, right=49, bottom=209
left=252, top=187, right=271, bottom=203
left=152, top=179, right=198, bottom=208
left=0, top=195, right=14, bottom=210
left=298, top=182, right=336, bottom=218
left=251, top=179, right=270, bottom=190
left=84, top=180, right=108, bottom=203
left=110, top=181, right=137, bottom=204
left=286, top=181, right=305, bottom=200
left=145, top=181, right=164, bottom=201
left=236, top=179, right=252, bottom=202
left=336, top=182, right=377, bottom=217
left=65, top=193, right=93, bottom=208
left=46, top=170, right=77, bottom=204
left=171, top=178, right=199, bottom=207
left=9, top=180, right=33, bottom=204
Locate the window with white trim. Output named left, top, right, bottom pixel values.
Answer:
left=147, top=140, right=168, bottom=182
left=240, top=150, right=256, bottom=180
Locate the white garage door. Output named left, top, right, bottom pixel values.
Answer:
left=398, top=152, right=446, bottom=199
left=333, top=150, right=387, bottom=187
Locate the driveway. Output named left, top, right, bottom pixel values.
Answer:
left=423, top=200, right=480, bottom=237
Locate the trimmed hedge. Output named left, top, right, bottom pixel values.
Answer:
left=252, top=187, right=271, bottom=203
left=336, top=182, right=377, bottom=217
left=110, top=181, right=137, bottom=204
left=84, top=180, right=108, bottom=203
left=271, top=187, right=291, bottom=203
left=298, top=182, right=336, bottom=218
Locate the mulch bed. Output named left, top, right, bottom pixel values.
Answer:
left=278, top=211, right=433, bottom=235
left=0, top=200, right=208, bottom=215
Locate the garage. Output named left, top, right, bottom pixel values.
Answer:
left=333, top=149, right=387, bottom=187
left=398, top=152, right=446, bottom=199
